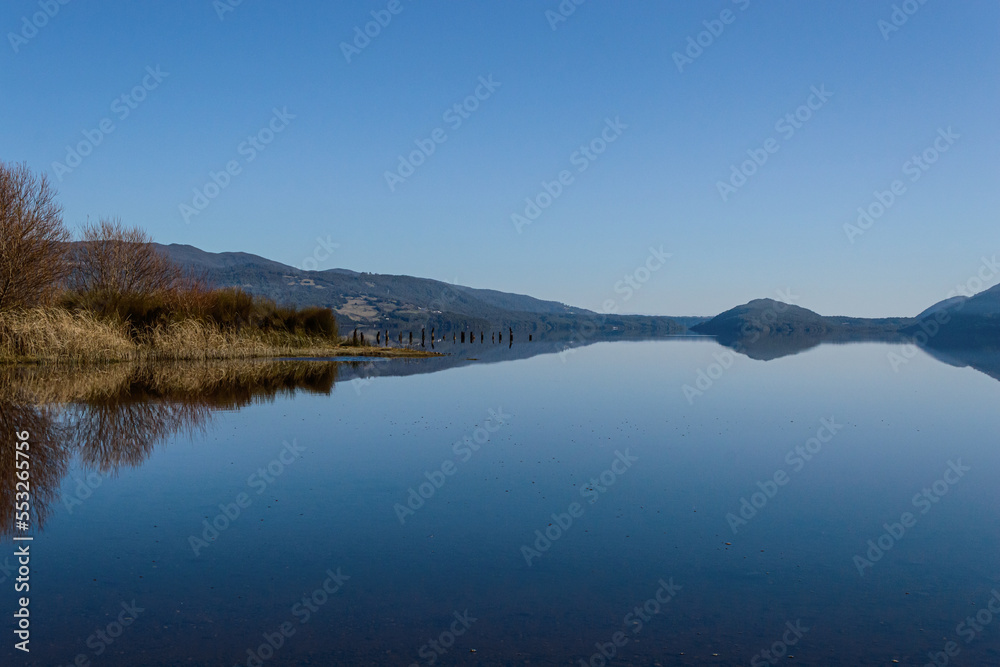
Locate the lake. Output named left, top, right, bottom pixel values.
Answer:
left=2, top=337, right=999, bottom=666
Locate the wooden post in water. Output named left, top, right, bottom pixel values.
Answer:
left=398, top=332, right=403, bottom=344
left=376, top=331, right=381, bottom=345
left=509, top=327, right=513, bottom=343
left=453, top=333, right=456, bottom=342
left=409, top=331, right=413, bottom=345
left=492, top=333, right=495, bottom=343
left=421, top=328, right=425, bottom=347
left=480, top=332, right=484, bottom=343
left=461, top=332, right=465, bottom=343
left=529, top=334, right=532, bottom=341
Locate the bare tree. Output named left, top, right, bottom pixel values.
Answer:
left=71, top=217, right=180, bottom=295
left=0, top=161, right=71, bottom=310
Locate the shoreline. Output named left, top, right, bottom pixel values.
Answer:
left=0, top=308, right=441, bottom=365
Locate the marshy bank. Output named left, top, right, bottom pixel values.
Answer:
left=0, top=306, right=439, bottom=363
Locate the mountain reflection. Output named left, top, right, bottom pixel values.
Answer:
left=0, top=360, right=340, bottom=536
left=709, top=329, right=1000, bottom=384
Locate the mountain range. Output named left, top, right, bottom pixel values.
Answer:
left=153, top=243, right=1000, bottom=343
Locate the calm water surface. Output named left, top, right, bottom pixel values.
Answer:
left=3, top=339, right=999, bottom=666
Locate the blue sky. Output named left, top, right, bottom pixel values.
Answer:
left=3, top=0, right=998, bottom=317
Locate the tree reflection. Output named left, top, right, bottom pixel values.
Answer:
left=0, top=360, right=339, bottom=536
left=0, top=400, right=69, bottom=537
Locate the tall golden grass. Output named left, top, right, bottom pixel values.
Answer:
left=0, top=307, right=436, bottom=363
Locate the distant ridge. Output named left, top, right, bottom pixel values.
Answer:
left=152, top=243, right=686, bottom=336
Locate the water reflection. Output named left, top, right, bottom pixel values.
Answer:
left=0, top=399, right=68, bottom=537
left=0, top=360, right=342, bottom=535
left=3, top=335, right=999, bottom=538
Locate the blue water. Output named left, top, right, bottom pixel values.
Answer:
left=3, top=339, right=1000, bottom=665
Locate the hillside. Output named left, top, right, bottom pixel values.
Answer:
left=689, top=299, right=835, bottom=337
left=154, top=244, right=685, bottom=337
